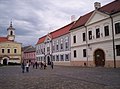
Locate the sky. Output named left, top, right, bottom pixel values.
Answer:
left=0, top=0, right=114, bottom=46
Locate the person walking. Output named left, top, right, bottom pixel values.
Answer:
left=51, top=61, right=54, bottom=69
left=40, top=62, right=43, bottom=69
left=35, top=61, right=38, bottom=69
left=21, top=61, right=25, bottom=73
left=26, top=61, right=29, bottom=72
left=43, top=62, right=47, bottom=69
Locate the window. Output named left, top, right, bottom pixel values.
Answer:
left=2, top=49, right=4, bottom=53
left=47, top=47, right=50, bottom=52
left=83, top=33, right=86, bottom=41
left=96, top=28, right=100, bottom=38
left=60, top=55, right=64, bottom=61
left=7, top=49, right=10, bottom=53
left=74, top=50, right=77, bottom=58
left=60, top=44, right=63, bottom=49
left=65, top=54, right=69, bottom=61
left=83, top=49, right=86, bottom=57
left=56, top=40, right=59, bottom=51
left=115, top=22, right=120, bottom=34
left=116, top=45, right=120, bottom=56
left=104, top=26, right=109, bottom=36
left=52, top=55, right=55, bottom=61
left=56, top=55, right=59, bottom=61
left=56, top=45, right=59, bottom=50
left=14, top=49, right=17, bottom=53
left=88, top=31, right=92, bottom=40
left=73, top=35, right=76, bottom=43
left=65, top=37, right=69, bottom=49
left=52, top=41, right=55, bottom=51
left=10, top=31, right=13, bottom=35
left=60, top=39, right=63, bottom=49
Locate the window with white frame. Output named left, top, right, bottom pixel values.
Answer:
left=52, top=55, right=55, bottom=61
left=115, top=22, right=120, bottom=34
left=56, top=55, right=59, bottom=61
left=65, top=37, right=69, bottom=49
left=65, top=54, right=69, bottom=61
left=83, top=49, right=86, bottom=57
left=56, top=40, right=59, bottom=51
left=88, top=31, right=92, bottom=40
left=60, top=38, right=63, bottom=50
left=73, top=35, right=76, bottom=43
left=7, top=49, right=10, bottom=53
left=83, top=33, right=86, bottom=41
left=104, top=25, right=109, bottom=36
left=14, top=48, right=17, bottom=53
left=116, top=45, right=120, bottom=56
left=2, top=48, right=5, bottom=53
left=60, top=54, right=64, bottom=61
left=52, top=41, right=55, bottom=51
left=74, top=50, right=77, bottom=58
left=96, top=28, right=100, bottom=38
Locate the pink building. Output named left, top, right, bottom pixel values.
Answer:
left=22, top=46, right=36, bottom=63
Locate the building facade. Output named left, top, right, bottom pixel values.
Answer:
left=70, top=0, right=120, bottom=67
left=36, top=22, right=74, bottom=65
left=0, top=22, right=22, bottom=65
left=22, top=46, right=36, bottom=63
left=36, top=0, right=120, bottom=67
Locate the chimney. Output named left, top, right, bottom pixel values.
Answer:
left=94, top=2, right=101, bottom=10
left=71, top=15, right=76, bottom=22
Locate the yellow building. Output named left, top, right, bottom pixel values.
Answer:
left=0, top=22, right=22, bottom=65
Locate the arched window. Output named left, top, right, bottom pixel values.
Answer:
left=10, top=31, right=13, bottom=35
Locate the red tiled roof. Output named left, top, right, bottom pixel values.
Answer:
left=37, top=22, right=75, bottom=44
left=99, top=0, right=120, bottom=14
left=37, top=35, right=46, bottom=44
left=71, top=12, right=93, bottom=29
left=71, top=0, right=120, bottom=30
left=0, top=37, right=9, bottom=42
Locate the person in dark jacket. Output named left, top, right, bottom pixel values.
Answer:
left=21, top=61, right=25, bottom=73
left=51, top=61, right=54, bottom=69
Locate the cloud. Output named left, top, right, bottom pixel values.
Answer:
left=0, top=0, right=114, bottom=46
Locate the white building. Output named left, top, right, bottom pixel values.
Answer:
left=36, top=22, right=74, bottom=65
left=70, top=0, right=120, bottom=67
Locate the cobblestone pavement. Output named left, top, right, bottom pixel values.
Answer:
left=0, top=66, right=120, bottom=89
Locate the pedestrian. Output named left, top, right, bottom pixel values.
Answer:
left=26, top=61, right=29, bottom=72
left=21, top=61, right=25, bottom=73
left=40, top=62, right=43, bottom=69
left=51, top=61, right=54, bottom=69
left=43, top=62, right=47, bottom=69
left=35, top=61, right=38, bottom=69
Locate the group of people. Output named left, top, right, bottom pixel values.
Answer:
left=21, top=61, right=30, bottom=73
left=21, top=61, right=54, bottom=73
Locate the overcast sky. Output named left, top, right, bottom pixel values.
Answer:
left=0, top=0, right=114, bottom=46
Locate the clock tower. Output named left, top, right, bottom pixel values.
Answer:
left=7, top=21, right=15, bottom=41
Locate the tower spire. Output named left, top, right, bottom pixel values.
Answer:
left=10, top=20, right=12, bottom=27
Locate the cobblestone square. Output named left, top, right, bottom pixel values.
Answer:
left=0, top=66, right=120, bottom=89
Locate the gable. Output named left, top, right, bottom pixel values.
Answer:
left=86, top=11, right=110, bottom=25
left=44, top=34, right=52, bottom=43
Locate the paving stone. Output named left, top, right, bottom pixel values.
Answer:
left=0, top=66, right=120, bottom=89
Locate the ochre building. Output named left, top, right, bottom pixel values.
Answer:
left=0, top=22, right=22, bottom=65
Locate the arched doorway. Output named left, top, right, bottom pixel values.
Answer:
left=47, top=56, right=51, bottom=65
left=3, top=59, right=7, bottom=65
left=94, top=49, right=105, bottom=67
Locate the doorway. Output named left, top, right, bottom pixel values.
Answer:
left=3, top=59, right=7, bottom=65
left=94, top=49, right=105, bottom=67
left=47, top=56, right=51, bottom=65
